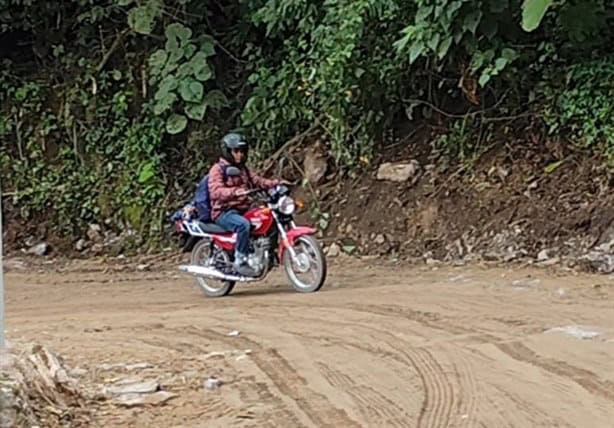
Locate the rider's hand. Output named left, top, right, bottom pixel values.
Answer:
left=234, top=188, right=250, bottom=197
left=279, top=179, right=294, bottom=186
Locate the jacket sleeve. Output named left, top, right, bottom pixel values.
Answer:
left=248, top=167, right=280, bottom=189
left=208, top=164, right=235, bottom=202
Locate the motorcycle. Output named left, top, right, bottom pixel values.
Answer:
left=175, top=167, right=327, bottom=297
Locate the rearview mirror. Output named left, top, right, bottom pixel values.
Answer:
left=225, top=166, right=241, bottom=177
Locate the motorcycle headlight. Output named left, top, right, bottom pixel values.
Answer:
left=278, top=196, right=296, bottom=215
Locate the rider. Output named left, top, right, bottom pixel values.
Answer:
left=208, top=133, right=281, bottom=277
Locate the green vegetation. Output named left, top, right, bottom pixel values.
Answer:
left=0, top=0, right=612, bottom=244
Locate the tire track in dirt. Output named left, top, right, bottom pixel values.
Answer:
left=406, top=347, right=454, bottom=428
left=248, top=305, right=465, bottom=427
left=315, top=361, right=412, bottom=427
left=449, top=349, right=478, bottom=427
left=183, top=326, right=362, bottom=428
left=496, top=341, right=614, bottom=402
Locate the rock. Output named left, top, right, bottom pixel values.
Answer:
left=136, top=264, right=150, bottom=272
left=537, top=249, right=551, bottom=262
left=105, top=379, right=159, bottom=396
left=114, top=391, right=177, bottom=407
left=227, top=330, right=240, bottom=337
left=303, top=143, right=328, bottom=185
left=374, top=234, right=386, bottom=245
left=125, top=362, right=154, bottom=371
left=203, top=351, right=226, bottom=360
left=580, top=251, right=614, bottom=274
left=204, top=377, right=222, bottom=391
left=90, top=243, right=104, bottom=255
left=69, top=368, right=88, bottom=377
left=539, top=256, right=560, bottom=266
left=546, top=325, right=601, bottom=340
left=376, top=160, right=421, bottom=182
left=327, top=243, right=341, bottom=257
left=75, top=239, right=88, bottom=252
left=27, top=243, right=49, bottom=256
left=87, top=224, right=103, bottom=242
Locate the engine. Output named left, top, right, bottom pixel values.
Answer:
left=247, top=237, right=271, bottom=275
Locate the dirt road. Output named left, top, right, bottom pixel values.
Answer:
left=4, top=258, right=614, bottom=427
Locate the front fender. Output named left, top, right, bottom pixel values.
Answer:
left=286, top=226, right=317, bottom=246
left=278, top=226, right=317, bottom=260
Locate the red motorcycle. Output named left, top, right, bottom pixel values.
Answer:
left=177, top=180, right=326, bottom=297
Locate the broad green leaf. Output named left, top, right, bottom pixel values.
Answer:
left=127, top=0, right=161, bottom=35
left=138, top=162, right=155, bottom=183
left=191, top=53, right=213, bottom=81
left=521, top=0, right=553, bottom=32
left=179, top=79, right=204, bottom=103
left=447, top=1, right=462, bottom=18
left=501, top=48, right=518, bottom=61
left=177, top=62, right=193, bottom=78
left=479, top=71, right=491, bottom=87
left=183, top=43, right=197, bottom=59
left=409, top=42, right=424, bottom=64
left=157, top=75, right=179, bottom=96
left=117, top=0, right=133, bottom=6
left=416, top=5, right=433, bottom=22
left=153, top=91, right=176, bottom=115
left=427, top=32, right=440, bottom=52
left=463, top=10, right=483, bottom=34
left=166, top=114, right=188, bottom=134
left=194, top=34, right=216, bottom=56
left=148, top=49, right=167, bottom=75
left=342, top=245, right=357, bottom=254
left=495, top=57, right=508, bottom=71
left=544, top=160, right=563, bottom=174
left=438, top=36, right=453, bottom=59
left=185, top=101, right=207, bottom=120
left=393, top=32, right=411, bottom=53
left=318, top=216, right=329, bottom=230
left=165, top=23, right=192, bottom=43
left=204, top=90, right=229, bottom=110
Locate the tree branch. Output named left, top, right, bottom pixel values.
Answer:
left=96, top=29, right=129, bottom=74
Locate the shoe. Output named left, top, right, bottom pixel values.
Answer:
left=233, top=261, right=258, bottom=277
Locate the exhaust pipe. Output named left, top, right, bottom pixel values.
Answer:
left=178, top=264, right=257, bottom=282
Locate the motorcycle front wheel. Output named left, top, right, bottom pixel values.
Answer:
left=191, top=239, right=235, bottom=297
left=283, top=235, right=327, bottom=293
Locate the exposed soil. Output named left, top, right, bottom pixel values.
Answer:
left=4, top=257, right=614, bottom=427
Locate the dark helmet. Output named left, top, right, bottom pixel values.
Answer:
left=221, top=132, right=249, bottom=164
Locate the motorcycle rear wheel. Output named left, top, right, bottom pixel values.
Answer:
left=191, top=239, right=235, bottom=297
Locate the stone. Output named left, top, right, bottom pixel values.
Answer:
left=204, top=377, right=222, bottom=391
left=87, top=224, right=103, bottom=242
left=374, top=234, right=386, bottom=245
left=327, top=243, right=341, bottom=257
left=105, top=379, right=159, bottom=396
left=27, top=243, right=49, bottom=256
left=75, top=239, right=88, bottom=252
left=376, top=160, right=421, bottom=182
left=537, top=249, right=550, bottom=262
left=303, top=143, right=328, bottom=185
left=114, top=391, right=176, bottom=407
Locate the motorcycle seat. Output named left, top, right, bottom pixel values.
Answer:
left=196, top=221, right=230, bottom=234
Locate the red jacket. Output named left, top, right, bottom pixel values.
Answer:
left=208, top=158, right=279, bottom=220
